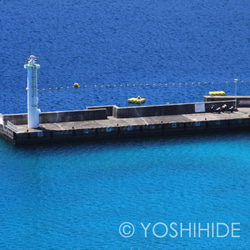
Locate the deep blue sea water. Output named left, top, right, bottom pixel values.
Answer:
left=0, top=0, right=250, bottom=249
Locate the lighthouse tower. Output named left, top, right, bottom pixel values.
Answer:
left=24, top=55, right=41, bottom=129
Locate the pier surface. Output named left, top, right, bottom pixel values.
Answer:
left=1, top=98, right=250, bottom=145
left=14, top=107, right=250, bottom=132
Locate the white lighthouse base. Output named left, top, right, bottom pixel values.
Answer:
left=28, top=108, right=41, bottom=129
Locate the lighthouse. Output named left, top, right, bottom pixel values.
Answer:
left=24, top=55, right=41, bottom=129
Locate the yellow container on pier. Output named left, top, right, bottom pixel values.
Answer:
left=209, top=91, right=225, bottom=96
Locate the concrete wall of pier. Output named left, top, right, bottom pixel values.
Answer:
left=1, top=109, right=108, bottom=126
left=203, top=96, right=250, bottom=107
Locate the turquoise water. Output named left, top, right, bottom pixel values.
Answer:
left=0, top=133, right=249, bottom=249
left=1, top=0, right=250, bottom=248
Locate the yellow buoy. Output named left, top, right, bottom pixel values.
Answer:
left=74, top=83, right=79, bottom=88
left=127, top=96, right=146, bottom=104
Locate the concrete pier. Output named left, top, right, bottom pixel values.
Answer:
left=1, top=99, right=250, bottom=145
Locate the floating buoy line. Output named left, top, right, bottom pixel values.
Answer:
left=26, top=80, right=249, bottom=92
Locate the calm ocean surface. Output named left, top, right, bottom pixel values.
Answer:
left=0, top=0, right=250, bottom=249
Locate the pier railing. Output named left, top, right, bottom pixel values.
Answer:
left=7, top=121, right=17, bottom=132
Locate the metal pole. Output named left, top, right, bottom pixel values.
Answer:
left=234, top=78, right=238, bottom=110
